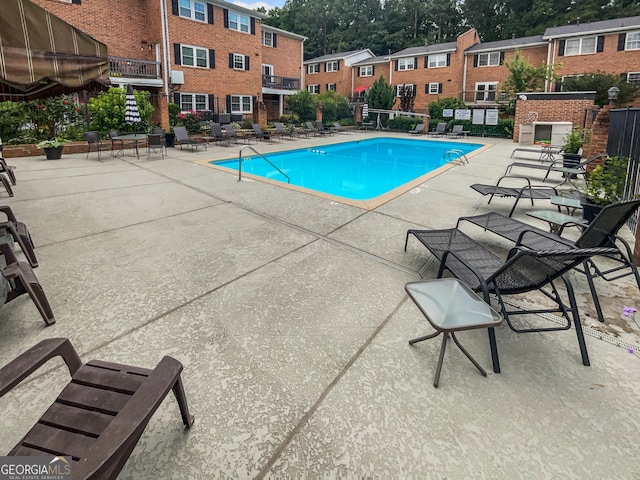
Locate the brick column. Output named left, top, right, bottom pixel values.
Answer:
left=316, top=101, right=323, bottom=122
left=354, top=104, right=362, bottom=123
left=583, top=104, right=611, bottom=164
left=157, top=93, right=170, bottom=130
left=254, top=100, right=268, bottom=126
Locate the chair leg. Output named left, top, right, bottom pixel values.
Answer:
left=408, top=330, right=441, bottom=345
left=433, top=332, right=449, bottom=388
left=583, top=260, right=605, bottom=323
left=172, top=376, right=195, bottom=428
left=560, top=274, right=590, bottom=366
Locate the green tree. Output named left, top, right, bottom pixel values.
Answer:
left=286, top=90, right=316, bottom=122
left=365, top=75, right=395, bottom=110
left=427, top=97, right=466, bottom=120
left=501, top=50, right=558, bottom=113
left=318, top=91, right=351, bottom=122
left=88, top=87, right=154, bottom=133
left=561, top=71, right=640, bottom=107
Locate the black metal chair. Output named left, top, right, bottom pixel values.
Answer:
left=456, top=200, right=640, bottom=324
left=173, top=126, right=206, bottom=151
left=85, top=131, right=110, bottom=160
left=146, top=134, right=165, bottom=159
left=252, top=123, right=272, bottom=141
left=504, top=153, right=608, bottom=182
left=470, top=175, right=561, bottom=216
left=404, top=227, right=617, bottom=373
left=108, top=130, right=135, bottom=157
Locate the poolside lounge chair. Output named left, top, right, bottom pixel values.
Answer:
left=0, top=337, right=194, bottom=479
left=470, top=175, right=560, bottom=216
left=331, top=122, right=352, bottom=134
left=209, top=122, right=230, bottom=146
left=305, top=121, right=329, bottom=136
left=0, top=158, right=16, bottom=185
left=408, top=124, right=425, bottom=135
left=252, top=124, right=273, bottom=141
left=273, top=122, right=298, bottom=139
left=510, top=145, right=563, bottom=162
left=223, top=124, right=253, bottom=144
left=315, top=121, right=334, bottom=135
left=173, top=126, right=206, bottom=151
left=456, top=200, right=640, bottom=324
left=0, top=241, right=54, bottom=325
left=0, top=205, right=38, bottom=268
left=404, top=227, right=617, bottom=373
left=428, top=122, right=447, bottom=136
left=0, top=173, right=13, bottom=197
left=447, top=125, right=469, bottom=138
left=504, top=153, right=608, bottom=182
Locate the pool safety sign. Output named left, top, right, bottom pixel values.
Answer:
left=454, top=109, right=471, bottom=120
left=485, top=109, right=499, bottom=125
left=472, top=109, right=485, bottom=125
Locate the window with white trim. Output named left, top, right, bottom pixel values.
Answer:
left=230, top=95, right=252, bottom=113
left=626, top=31, right=640, bottom=50
left=628, top=72, right=640, bottom=84
left=262, top=64, right=274, bottom=84
left=396, top=84, right=414, bottom=96
left=228, top=11, right=249, bottom=33
left=398, top=58, right=415, bottom=70
left=359, top=66, right=373, bottom=77
left=181, top=44, right=208, bottom=68
left=307, top=84, right=319, bottom=94
left=233, top=53, right=245, bottom=70
left=307, top=64, right=320, bottom=74
left=428, top=54, right=447, bottom=68
left=478, top=52, right=500, bottom=67
left=428, top=82, right=440, bottom=94
left=180, top=93, right=208, bottom=112
left=475, top=82, right=498, bottom=101
left=326, top=61, right=338, bottom=72
left=179, top=0, right=206, bottom=22
left=327, top=83, right=336, bottom=91
left=262, top=31, right=273, bottom=47
left=565, top=36, right=596, bottom=56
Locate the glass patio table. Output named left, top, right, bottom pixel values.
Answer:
left=113, top=133, right=148, bottom=158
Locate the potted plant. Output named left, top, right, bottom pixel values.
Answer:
left=36, top=138, right=66, bottom=160
left=579, top=155, right=629, bottom=222
left=562, top=128, right=589, bottom=169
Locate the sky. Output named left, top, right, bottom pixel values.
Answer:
left=232, top=0, right=285, bottom=12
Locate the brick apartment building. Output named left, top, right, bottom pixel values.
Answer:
left=29, top=0, right=306, bottom=128
left=303, top=50, right=374, bottom=97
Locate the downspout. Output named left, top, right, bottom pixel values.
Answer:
left=160, top=0, right=171, bottom=97
left=462, top=54, right=468, bottom=102
left=545, top=39, right=553, bottom=92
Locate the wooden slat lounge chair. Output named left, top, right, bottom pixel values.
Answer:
left=456, top=200, right=640, bottom=324
left=404, top=228, right=617, bottom=373
left=470, top=175, right=560, bottom=216
left=0, top=338, right=194, bottom=479
left=173, top=126, right=206, bottom=151
left=428, top=122, right=446, bottom=136
left=0, top=205, right=38, bottom=268
left=0, top=241, right=54, bottom=325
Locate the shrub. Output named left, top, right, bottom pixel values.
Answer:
left=178, top=111, right=206, bottom=135
left=318, top=91, right=351, bottom=123
left=427, top=97, right=467, bottom=121
left=26, top=94, right=84, bottom=140
left=286, top=90, right=316, bottom=122
left=88, top=87, right=154, bottom=133
left=0, top=101, right=31, bottom=141
left=168, top=102, right=181, bottom=127
left=388, top=116, right=418, bottom=131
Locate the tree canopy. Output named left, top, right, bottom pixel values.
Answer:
left=264, top=0, right=640, bottom=59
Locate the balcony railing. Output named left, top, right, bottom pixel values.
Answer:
left=460, top=90, right=512, bottom=104
left=109, top=56, right=161, bottom=79
left=262, top=75, right=300, bottom=90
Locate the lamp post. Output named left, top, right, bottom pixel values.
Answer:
left=607, top=86, right=620, bottom=105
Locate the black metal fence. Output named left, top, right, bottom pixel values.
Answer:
left=608, top=107, right=640, bottom=232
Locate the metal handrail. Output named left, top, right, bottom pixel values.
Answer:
left=443, top=149, right=469, bottom=165
left=238, top=145, right=290, bottom=183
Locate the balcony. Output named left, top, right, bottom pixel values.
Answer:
left=460, top=90, right=512, bottom=105
left=262, top=75, right=300, bottom=92
left=109, top=56, right=162, bottom=87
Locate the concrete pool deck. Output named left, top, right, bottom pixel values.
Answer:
left=0, top=132, right=639, bottom=478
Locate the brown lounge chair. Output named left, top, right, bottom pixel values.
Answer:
left=0, top=338, right=194, bottom=479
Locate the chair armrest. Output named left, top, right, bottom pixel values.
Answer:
left=0, top=338, right=83, bottom=397
left=75, top=356, right=192, bottom=478
left=0, top=205, right=18, bottom=223
left=515, top=228, right=568, bottom=248
left=0, top=239, right=18, bottom=264
left=495, top=174, right=532, bottom=187
left=438, top=250, right=492, bottom=303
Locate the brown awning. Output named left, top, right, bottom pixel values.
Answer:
left=0, top=0, right=110, bottom=99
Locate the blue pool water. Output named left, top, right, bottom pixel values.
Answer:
left=213, top=138, right=482, bottom=200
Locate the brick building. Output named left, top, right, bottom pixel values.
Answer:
left=303, top=50, right=374, bottom=97
left=30, top=0, right=306, bottom=128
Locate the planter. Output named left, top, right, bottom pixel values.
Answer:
left=165, top=133, right=175, bottom=148
left=580, top=196, right=604, bottom=223
left=562, top=153, right=581, bottom=178
left=44, top=146, right=63, bottom=160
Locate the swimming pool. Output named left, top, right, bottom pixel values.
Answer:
left=212, top=137, right=483, bottom=202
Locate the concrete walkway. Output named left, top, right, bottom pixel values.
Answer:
left=0, top=133, right=639, bottom=478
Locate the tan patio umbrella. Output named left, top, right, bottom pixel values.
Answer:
left=0, top=0, right=110, bottom=100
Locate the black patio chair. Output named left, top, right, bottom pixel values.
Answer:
left=455, top=200, right=640, bottom=324
left=503, top=153, right=608, bottom=182
left=85, top=131, right=110, bottom=161
left=428, top=122, right=446, bottom=136
left=252, top=123, right=273, bottom=141
left=146, top=134, right=165, bottom=159
left=173, top=126, right=206, bottom=151
left=108, top=130, right=135, bottom=157
left=404, top=227, right=617, bottom=373
left=273, top=122, right=298, bottom=139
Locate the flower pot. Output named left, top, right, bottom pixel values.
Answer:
left=44, top=146, right=63, bottom=160
left=562, top=153, right=581, bottom=178
left=165, top=133, right=175, bottom=148
left=581, top=198, right=604, bottom=223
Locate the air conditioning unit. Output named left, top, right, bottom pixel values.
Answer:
left=170, top=70, right=184, bottom=85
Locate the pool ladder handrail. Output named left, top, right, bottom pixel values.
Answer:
left=238, top=145, right=290, bottom=184
left=443, top=149, right=469, bottom=165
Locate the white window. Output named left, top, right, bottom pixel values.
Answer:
left=478, top=52, right=500, bottom=67
left=428, top=54, right=447, bottom=68
left=326, top=61, right=338, bottom=72
left=230, top=95, right=252, bottom=113
left=628, top=72, right=640, bottom=84
left=565, top=36, right=597, bottom=56
left=396, top=84, right=414, bottom=96
left=398, top=58, right=415, bottom=70
left=233, top=53, right=245, bottom=70
left=228, top=11, right=249, bottom=33
left=179, top=0, right=206, bottom=22
left=181, top=45, right=208, bottom=68
left=475, top=82, right=498, bottom=101
left=359, top=66, right=373, bottom=77
left=262, top=31, right=273, bottom=47
left=262, top=64, right=274, bottom=84
left=180, top=93, right=208, bottom=112
left=307, top=64, right=320, bottom=74
left=307, top=84, right=319, bottom=94
left=428, top=82, right=440, bottom=94
left=626, top=31, right=640, bottom=50
left=327, top=83, right=336, bottom=91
